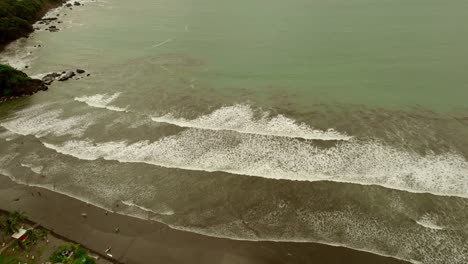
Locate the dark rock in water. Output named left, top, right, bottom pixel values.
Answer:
left=43, top=78, right=53, bottom=85
left=74, top=1, right=81, bottom=6
left=42, top=72, right=60, bottom=85
left=66, top=3, right=72, bottom=7
left=76, top=69, right=85, bottom=74
left=25, top=66, right=29, bottom=69
left=41, top=17, right=58, bottom=21
left=86, top=73, right=91, bottom=77
left=58, top=71, right=76, bottom=81
left=49, top=25, right=57, bottom=29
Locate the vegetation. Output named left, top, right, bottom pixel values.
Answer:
left=49, top=243, right=96, bottom=264
left=14, top=228, right=49, bottom=250
left=0, top=0, right=63, bottom=47
left=0, top=64, right=45, bottom=98
left=0, top=211, right=26, bottom=235
left=0, top=255, right=20, bottom=264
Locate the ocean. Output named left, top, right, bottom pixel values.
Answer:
left=1, top=0, right=468, bottom=263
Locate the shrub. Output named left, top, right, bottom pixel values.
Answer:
left=0, top=64, right=36, bottom=97
left=0, top=211, right=26, bottom=235
left=49, top=243, right=96, bottom=264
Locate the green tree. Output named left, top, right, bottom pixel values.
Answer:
left=1, top=211, right=26, bottom=235
left=49, top=243, right=96, bottom=264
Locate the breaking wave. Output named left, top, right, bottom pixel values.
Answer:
left=74, top=93, right=128, bottom=112
left=42, top=129, right=468, bottom=198
left=152, top=104, right=352, bottom=141
left=121, top=200, right=174, bottom=216
left=0, top=104, right=94, bottom=138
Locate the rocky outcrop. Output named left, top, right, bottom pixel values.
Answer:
left=58, top=71, right=76, bottom=81
left=41, top=69, right=89, bottom=85
left=0, top=64, right=48, bottom=102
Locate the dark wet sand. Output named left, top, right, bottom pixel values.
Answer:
left=0, top=175, right=408, bottom=264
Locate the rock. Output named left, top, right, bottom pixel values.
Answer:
left=87, top=73, right=91, bottom=77
left=49, top=25, right=57, bottom=29
left=42, top=72, right=61, bottom=85
left=42, top=78, right=54, bottom=85
left=81, top=213, right=87, bottom=218
left=76, top=69, right=85, bottom=74
left=66, top=3, right=72, bottom=7
left=41, top=17, right=58, bottom=21
left=114, top=227, right=119, bottom=233
left=25, top=66, right=29, bottom=69
left=58, top=71, right=75, bottom=81
left=74, top=1, right=81, bottom=6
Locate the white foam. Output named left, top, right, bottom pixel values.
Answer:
left=20, top=163, right=44, bottom=174
left=0, top=39, right=37, bottom=70
left=416, top=214, right=443, bottom=230
left=152, top=104, right=351, bottom=141
left=75, top=93, right=128, bottom=112
left=0, top=131, right=16, bottom=141
left=152, top=38, right=173, bottom=48
left=121, top=200, right=174, bottom=216
left=42, top=129, right=468, bottom=198
left=0, top=104, right=94, bottom=138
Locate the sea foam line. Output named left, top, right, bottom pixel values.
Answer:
left=0, top=172, right=413, bottom=264
left=74, top=93, right=128, bottom=112
left=41, top=129, right=468, bottom=198
left=152, top=104, right=352, bottom=141
left=0, top=105, right=94, bottom=138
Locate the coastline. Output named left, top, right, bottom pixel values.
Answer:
left=0, top=174, right=408, bottom=264
left=0, top=0, right=67, bottom=52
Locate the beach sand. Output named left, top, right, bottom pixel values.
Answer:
left=0, top=175, right=408, bottom=264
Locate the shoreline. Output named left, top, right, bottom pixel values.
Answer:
left=0, top=0, right=67, bottom=52
left=0, top=208, right=118, bottom=264
left=0, top=174, right=408, bottom=264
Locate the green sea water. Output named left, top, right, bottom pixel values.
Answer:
left=1, top=0, right=468, bottom=263
left=19, top=0, right=468, bottom=111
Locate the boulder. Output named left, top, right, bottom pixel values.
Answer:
left=41, top=17, right=58, bottom=21
left=42, top=72, right=60, bottom=85
left=74, top=1, right=81, bottom=6
left=65, top=3, right=72, bottom=7
left=76, top=69, right=85, bottom=74
left=58, top=71, right=75, bottom=81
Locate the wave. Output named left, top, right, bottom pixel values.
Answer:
left=0, top=171, right=416, bottom=264
left=20, top=163, right=43, bottom=174
left=121, top=200, right=174, bottom=216
left=416, top=214, right=443, bottom=230
left=0, top=104, right=94, bottom=138
left=151, top=104, right=352, bottom=141
left=74, top=93, right=128, bottom=112
left=41, top=129, right=468, bottom=198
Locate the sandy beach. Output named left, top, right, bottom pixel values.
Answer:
left=0, top=174, right=407, bottom=264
